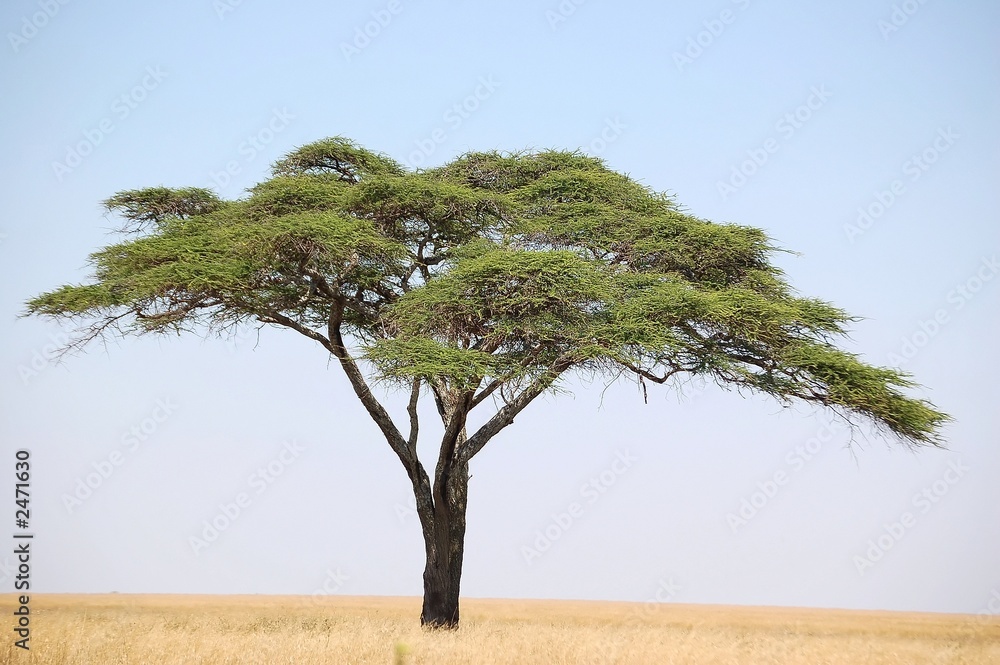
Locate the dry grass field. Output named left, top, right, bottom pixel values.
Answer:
left=1, top=593, right=997, bottom=665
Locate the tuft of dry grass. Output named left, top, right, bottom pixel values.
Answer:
left=2, top=593, right=997, bottom=664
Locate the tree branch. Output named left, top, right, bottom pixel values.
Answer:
left=50, top=310, right=135, bottom=362
left=434, top=391, right=472, bottom=486
left=262, top=305, right=437, bottom=517
left=460, top=355, right=575, bottom=463
left=469, top=343, right=547, bottom=409
left=620, top=361, right=685, bottom=384
left=407, top=378, right=421, bottom=449
left=258, top=310, right=334, bottom=352
left=323, top=299, right=439, bottom=537
left=326, top=299, right=412, bottom=460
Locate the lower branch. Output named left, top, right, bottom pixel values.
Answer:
left=460, top=355, right=574, bottom=463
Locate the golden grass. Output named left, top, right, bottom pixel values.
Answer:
left=2, top=593, right=997, bottom=664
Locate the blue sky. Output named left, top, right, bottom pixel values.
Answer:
left=1, top=0, right=998, bottom=615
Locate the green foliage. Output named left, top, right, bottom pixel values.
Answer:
left=777, top=343, right=950, bottom=443
left=272, top=136, right=404, bottom=181
left=25, top=137, right=949, bottom=447
left=104, top=187, right=223, bottom=233
left=245, top=175, right=348, bottom=218
left=366, top=338, right=502, bottom=390
left=387, top=248, right=611, bottom=341
left=27, top=283, right=120, bottom=315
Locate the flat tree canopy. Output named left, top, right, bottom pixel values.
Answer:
left=26, top=137, right=949, bottom=627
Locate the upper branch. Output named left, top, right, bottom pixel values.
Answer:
left=620, top=361, right=686, bottom=385
left=406, top=378, right=421, bottom=449
left=258, top=310, right=334, bottom=352
left=434, top=390, right=473, bottom=487
left=326, top=299, right=414, bottom=467
left=49, top=310, right=134, bottom=363
left=460, top=355, right=575, bottom=464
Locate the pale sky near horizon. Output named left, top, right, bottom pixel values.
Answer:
left=1, top=0, right=998, bottom=616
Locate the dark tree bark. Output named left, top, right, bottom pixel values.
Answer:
left=418, top=459, right=468, bottom=629
left=324, top=314, right=572, bottom=629
left=416, top=386, right=472, bottom=629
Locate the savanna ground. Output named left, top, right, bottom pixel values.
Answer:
left=1, top=594, right=997, bottom=665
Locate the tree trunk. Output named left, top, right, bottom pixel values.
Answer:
left=419, top=460, right=469, bottom=629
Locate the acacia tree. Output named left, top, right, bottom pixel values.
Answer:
left=27, top=137, right=948, bottom=628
